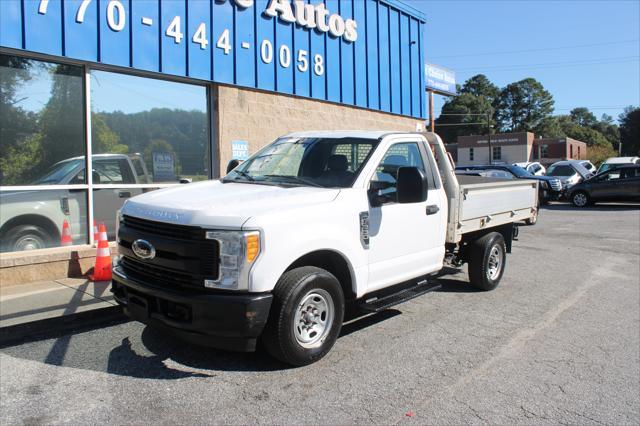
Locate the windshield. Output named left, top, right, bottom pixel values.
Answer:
left=547, top=165, right=575, bottom=177
left=225, top=137, right=378, bottom=188
left=31, top=159, right=83, bottom=184
left=507, top=165, right=532, bottom=178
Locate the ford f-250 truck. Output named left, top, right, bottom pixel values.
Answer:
left=111, top=131, right=537, bottom=366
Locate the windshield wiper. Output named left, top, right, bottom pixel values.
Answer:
left=263, top=174, right=324, bottom=188
left=228, top=170, right=255, bottom=181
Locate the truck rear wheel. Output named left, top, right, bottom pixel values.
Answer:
left=468, top=232, right=506, bottom=291
left=262, top=266, right=344, bottom=366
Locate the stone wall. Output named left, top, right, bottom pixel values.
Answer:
left=214, top=85, right=425, bottom=175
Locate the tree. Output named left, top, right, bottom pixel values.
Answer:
left=569, top=107, right=597, bottom=127
left=619, top=106, right=640, bottom=155
left=434, top=74, right=497, bottom=143
left=494, top=78, right=554, bottom=133
left=459, top=74, right=500, bottom=102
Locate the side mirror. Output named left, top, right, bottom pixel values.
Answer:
left=227, top=159, right=243, bottom=174
left=397, top=166, right=428, bottom=203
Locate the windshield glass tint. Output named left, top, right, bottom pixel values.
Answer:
left=228, top=137, right=378, bottom=188
left=32, top=159, right=82, bottom=184
left=547, top=165, right=575, bottom=176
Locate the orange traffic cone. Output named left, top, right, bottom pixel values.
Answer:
left=90, top=223, right=112, bottom=282
left=92, top=219, right=99, bottom=247
left=61, top=219, right=72, bottom=246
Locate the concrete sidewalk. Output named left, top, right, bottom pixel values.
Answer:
left=0, top=279, right=123, bottom=345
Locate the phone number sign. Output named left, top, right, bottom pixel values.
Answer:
left=0, top=0, right=427, bottom=119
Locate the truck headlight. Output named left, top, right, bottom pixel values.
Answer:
left=115, top=209, right=123, bottom=243
left=204, top=230, right=261, bottom=290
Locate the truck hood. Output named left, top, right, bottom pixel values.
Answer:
left=121, top=180, right=340, bottom=229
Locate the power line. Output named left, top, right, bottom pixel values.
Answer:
left=429, top=39, right=640, bottom=59
left=456, top=55, right=639, bottom=72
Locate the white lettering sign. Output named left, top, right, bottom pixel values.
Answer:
left=264, top=0, right=358, bottom=42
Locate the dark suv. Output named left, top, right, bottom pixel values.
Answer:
left=567, top=165, right=640, bottom=207
left=455, top=164, right=562, bottom=204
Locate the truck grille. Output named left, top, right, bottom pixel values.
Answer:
left=549, top=179, right=562, bottom=191
left=119, top=215, right=219, bottom=291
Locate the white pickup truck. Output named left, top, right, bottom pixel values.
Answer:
left=112, top=131, right=537, bottom=366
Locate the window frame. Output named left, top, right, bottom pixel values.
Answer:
left=0, top=49, right=214, bottom=248
left=369, top=141, right=430, bottom=206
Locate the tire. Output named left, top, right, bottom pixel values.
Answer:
left=525, top=209, right=538, bottom=226
left=1, top=225, right=53, bottom=252
left=468, top=232, right=506, bottom=291
left=571, top=191, right=590, bottom=207
left=262, top=266, right=344, bottom=366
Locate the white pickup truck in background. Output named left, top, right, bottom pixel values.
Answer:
left=0, top=153, right=150, bottom=252
left=112, top=131, right=538, bottom=366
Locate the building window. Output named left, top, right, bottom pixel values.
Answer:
left=541, top=145, right=548, bottom=158
left=570, top=145, right=574, bottom=158
left=578, top=146, right=581, bottom=159
left=492, top=146, right=501, bottom=161
left=469, top=148, right=474, bottom=161
left=0, top=53, right=210, bottom=253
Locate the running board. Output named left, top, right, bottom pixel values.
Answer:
left=359, top=280, right=441, bottom=313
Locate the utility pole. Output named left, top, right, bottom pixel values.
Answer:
left=428, top=91, right=435, bottom=132
left=487, top=110, right=492, bottom=165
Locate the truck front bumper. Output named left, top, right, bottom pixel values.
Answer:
left=111, top=266, right=273, bottom=352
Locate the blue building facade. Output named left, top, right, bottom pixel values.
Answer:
left=1, top=0, right=427, bottom=118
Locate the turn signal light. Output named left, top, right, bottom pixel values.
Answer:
left=246, top=233, right=260, bottom=262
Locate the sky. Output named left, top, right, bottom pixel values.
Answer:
left=13, top=0, right=640, bottom=122
left=412, top=0, right=640, bottom=122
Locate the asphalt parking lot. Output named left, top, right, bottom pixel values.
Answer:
left=1, top=203, right=639, bottom=425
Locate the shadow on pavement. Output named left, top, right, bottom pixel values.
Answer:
left=541, top=202, right=640, bottom=212
left=434, top=278, right=483, bottom=293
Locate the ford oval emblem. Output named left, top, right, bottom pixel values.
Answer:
left=132, top=239, right=156, bottom=260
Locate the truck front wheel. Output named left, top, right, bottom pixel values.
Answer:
left=468, top=232, right=506, bottom=291
left=262, top=266, right=344, bottom=366
left=2, top=225, right=53, bottom=252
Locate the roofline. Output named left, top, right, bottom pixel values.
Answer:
left=381, top=0, right=427, bottom=23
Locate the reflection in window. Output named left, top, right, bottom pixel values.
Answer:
left=372, top=143, right=425, bottom=204
left=0, top=54, right=85, bottom=185
left=90, top=70, right=209, bottom=184
left=0, top=189, right=88, bottom=252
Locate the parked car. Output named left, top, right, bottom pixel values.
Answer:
left=580, top=160, right=597, bottom=175
left=546, top=160, right=594, bottom=189
left=0, top=154, right=151, bottom=252
left=567, top=165, right=640, bottom=207
left=455, top=164, right=562, bottom=204
left=597, top=156, right=640, bottom=174
left=513, top=161, right=546, bottom=176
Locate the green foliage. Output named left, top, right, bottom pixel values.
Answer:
left=494, top=78, right=554, bottom=132
left=435, top=74, right=496, bottom=144
left=587, top=144, right=618, bottom=168
left=0, top=133, right=43, bottom=185
left=619, top=106, right=640, bottom=155
left=98, top=108, right=208, bottom=175
left=459, top=74, right=500, bottom=101
left=92, top=113, right=128, bottom=154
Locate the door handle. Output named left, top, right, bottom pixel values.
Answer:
left=118, top=191, right=132, bottom=198
left=426, top=205, right=439, bottom=215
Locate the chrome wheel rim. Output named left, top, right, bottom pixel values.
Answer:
left=14, top=235, right=44, bottom=251
left=293, top=289, right=334, bottom=349
left=487, top=245, right=503, bottom=281
left=574, top=193, right=587, bottom=207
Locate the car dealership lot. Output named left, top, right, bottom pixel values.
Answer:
left=1, top=204, right=639, bottom=425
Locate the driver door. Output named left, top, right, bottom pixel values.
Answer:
left=366, top=141, right=444, bottom=293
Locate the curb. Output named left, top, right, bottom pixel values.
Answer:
left=0, top=305, right=127, bottom=348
